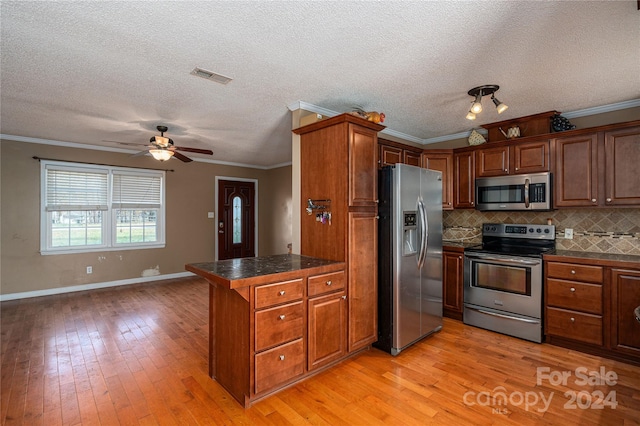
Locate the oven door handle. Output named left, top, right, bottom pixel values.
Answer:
left=465, top=253, right=540, bottom=266
left=466, top=306, right=541, bottom=324
left=524, top=178, right=530, bottom=208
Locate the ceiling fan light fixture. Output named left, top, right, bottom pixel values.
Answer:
left=466, top=110, right=477, bottom=120
left=149, top=149, right=174, bottom=161
left=154, top=136, right=171, bottom=147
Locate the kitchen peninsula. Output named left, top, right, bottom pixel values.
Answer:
left=186, top=254, right=346, bottom=407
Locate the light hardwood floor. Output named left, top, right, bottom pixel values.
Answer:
left=2, top=277, right=639, bottom=425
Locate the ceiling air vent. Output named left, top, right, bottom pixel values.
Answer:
left=190, top=67, right=233, bottom=85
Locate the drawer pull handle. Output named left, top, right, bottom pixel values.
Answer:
left=570, top=317, right=575, bottom=323
left=279, top=290, right=286, bottom=296
left=279, top=355, right=285, bottom=361
left=570, top=287, right=576, bottom=292
left=571, top=270, right=576, bottom=274
left=326, top=280, right=332, bottom=286
left=279, top=314, right=286, bottom=320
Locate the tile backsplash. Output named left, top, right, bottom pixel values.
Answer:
left=443, top=208, right=640, bottom=256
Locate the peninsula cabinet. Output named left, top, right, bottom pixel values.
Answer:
left=186, top=255, right=346, bottom=407
left=454, top=149, right=475, bottom=209
left=553, top=124, right=640, bottom=207
left=422, top=150, right=453, bottom=210
left=294, top=113, right=384, bottom=355
left=543, top=253, right=640, bottom=365
left=475, top=140, right=550, bottom=177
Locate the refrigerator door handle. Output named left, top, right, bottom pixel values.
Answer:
left=417, top=199, right=428, bottom=269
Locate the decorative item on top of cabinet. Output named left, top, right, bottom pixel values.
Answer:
left=481, top=111, right=558, bottom=143
left=443, top=246, right=464, bottom=320
left=454, top=149, right=475, bottom=208
left=422, top=150, right=453, bottom=210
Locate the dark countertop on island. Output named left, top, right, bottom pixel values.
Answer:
left=186, top=254, right=345, bottom=289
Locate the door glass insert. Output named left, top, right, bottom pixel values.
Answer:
left=232, top=196, right=242, bottom=244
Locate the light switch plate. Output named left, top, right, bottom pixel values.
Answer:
left=208, top=212, right=215, bottom=218
left=565, top=228, right=573, bottom=239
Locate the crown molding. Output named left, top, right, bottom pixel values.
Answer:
left=290, top=99, right=640, bottom=146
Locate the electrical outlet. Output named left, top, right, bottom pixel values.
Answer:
left=565, top=228, right=574, bottom=239
left=86, top=266, right=93, bottom=274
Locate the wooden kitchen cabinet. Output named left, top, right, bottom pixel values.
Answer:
left=454, top=149, right=475, bottom=208
left=443, top=247, right=464, bottom=320
left=186, top=255, right=346, bottom=407
left=553, top=132, right=599, bottom=207
left=308, top=271, right=347, bottom=370
left=553, top=124, right=640, bottom=208
left=545, top=261, right=604, bottom=346
left=544, top=253, right=640, bottom=365
left=475, top=140, right=550, bottom=177
left=604, top=126, right=640, bottom=206
left=295, top=113, right=383, bottom=356
left=379, top=138, right=422, bottom=168
left=422, top=150, right=453, bottom=210
left=610, top=268, right=640, bottom=358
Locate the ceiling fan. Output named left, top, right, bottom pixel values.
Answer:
left=120, top=125, right=213, bottom=162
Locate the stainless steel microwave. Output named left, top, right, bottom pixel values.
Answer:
left=475, top=172, right=553, bottom=211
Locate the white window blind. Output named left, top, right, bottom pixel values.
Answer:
left=112, top=173, right=162, bottom=209
left=45, top=166, right=108, bottom=211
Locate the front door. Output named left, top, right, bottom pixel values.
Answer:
left=217, top=180, right=256, bottom=260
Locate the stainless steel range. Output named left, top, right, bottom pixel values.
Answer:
left=463, top=223, right=555, bottom=343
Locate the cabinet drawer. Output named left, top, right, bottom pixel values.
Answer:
left=546, top=307, right=603, bottom=345
left=255, top=302, right=304, bottom=352
left=255, top=338, right=304, bottom=394
left=308, top=271, right=345, bottom=297
left=547, top=278, right=602, bottom=314
left=255, top=279, right=303, bottom=309
left=546, top=262, right=603, bottom=283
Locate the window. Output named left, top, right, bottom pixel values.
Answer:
left=41, top=161, right=165, bottom=254
left=232, top=196, right=242, bottom=244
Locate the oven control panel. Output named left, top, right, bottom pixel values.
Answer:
left=482, top=223, right=555, bottom=239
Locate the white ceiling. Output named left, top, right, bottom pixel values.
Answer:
left=1, top=1, right=639, bottom=168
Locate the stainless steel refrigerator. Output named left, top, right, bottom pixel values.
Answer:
left=374, top=163, right=443, bottom=355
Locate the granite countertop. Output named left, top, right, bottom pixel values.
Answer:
left=545, top=250, right=640, bottom=268
left=186, top=254, right=345, bottom=289
left=443, top=240, right=481, bottom=249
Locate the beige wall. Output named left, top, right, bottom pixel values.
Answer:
left=0, top=140, right=292, bottom=296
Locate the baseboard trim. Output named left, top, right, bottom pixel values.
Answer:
left=0, top=271, right=195, bottom=302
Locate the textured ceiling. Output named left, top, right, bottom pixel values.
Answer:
left=1, top=1, right=639, bottom=168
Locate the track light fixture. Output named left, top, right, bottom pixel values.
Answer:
left=465, top=85, right=508, bottom=120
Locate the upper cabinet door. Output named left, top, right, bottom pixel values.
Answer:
left=403, top=151, right=422, bottom=167
left=554, top=133, right=599, bottom=207
left=454, top=151, right=475, bottom=209
left=423, top=151, right=453, bottom=210
left=513, top=140, right=550, bottom=174
left=379, top=144, right=402, bottom=168
left=349, top=124, right=378, bottom=207
left=476, top=145, right=510, bottom=177
left=604, top=126, right=640, bottom=206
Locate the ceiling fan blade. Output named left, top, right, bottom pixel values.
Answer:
left=131, top=150, right=150, bottom=157
left=174, top=146, right=213, bottom=155
left=172, top=151, right=193, bottom=162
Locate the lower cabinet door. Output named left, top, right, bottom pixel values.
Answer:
left=308, top=291, right=347, bottom=370
left=254, top=338, right=304, bottom=394
left=611, top=269, right=640, bottom=358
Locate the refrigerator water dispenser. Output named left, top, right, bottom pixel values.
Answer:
left=403, top=211, right=417, bottom=256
